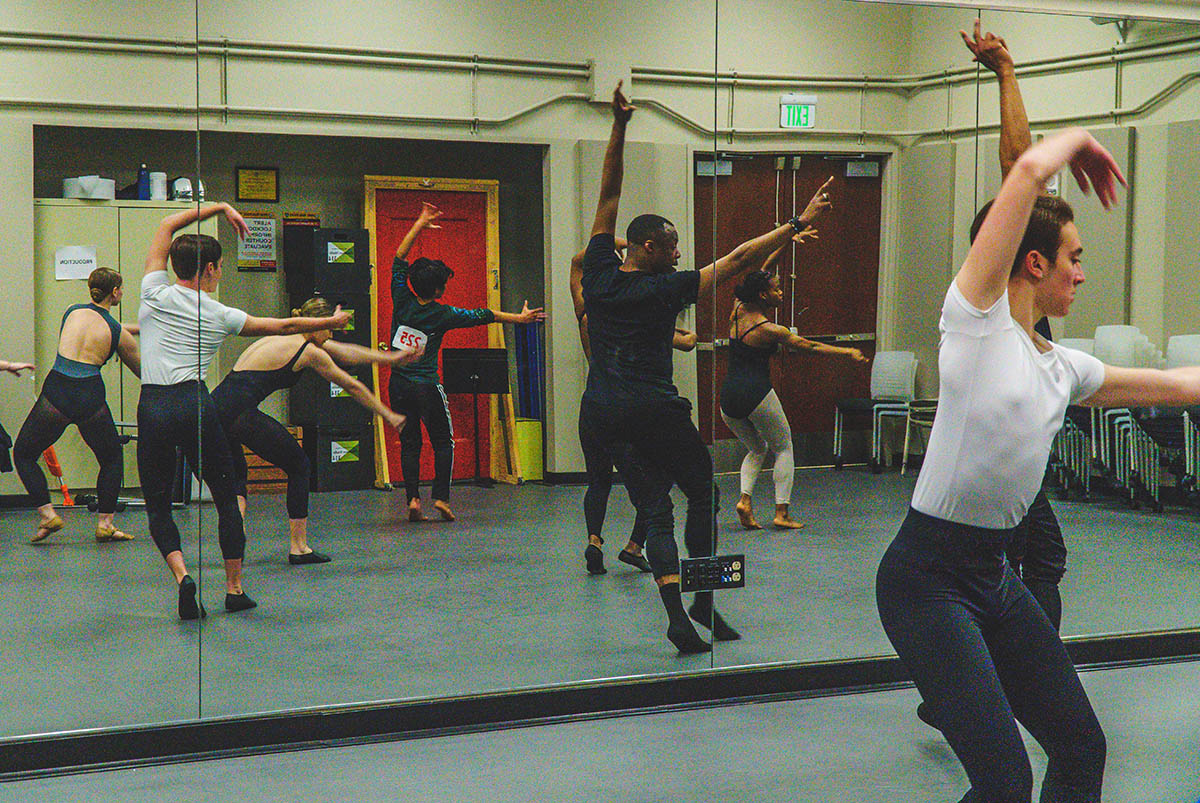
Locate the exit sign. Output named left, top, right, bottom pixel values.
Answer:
left=780, top=94, right=816, bottom=129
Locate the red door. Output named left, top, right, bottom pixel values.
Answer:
left=374, top=189, right=491, bottom=484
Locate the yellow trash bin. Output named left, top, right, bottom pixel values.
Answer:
left=514, top=418, right=543, bottom=482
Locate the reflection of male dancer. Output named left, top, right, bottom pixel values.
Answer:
left=385, top=202, right=544, bottom=523
left=138, top=202, right=349, bottom=619
left=570, top=237, right=696, bottom=575
left=960, top=21, right=1071, bottom=631
left=582, top=83, right=825, bottom=653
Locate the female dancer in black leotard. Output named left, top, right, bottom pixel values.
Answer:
left=15, top=268, right=141, bottom=543
left=211, top=297, right=418, bottom=563
left=719, top=225, right=867, bottom=530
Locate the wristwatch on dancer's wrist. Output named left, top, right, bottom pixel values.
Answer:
left=787, top=215, right=806, bottom=234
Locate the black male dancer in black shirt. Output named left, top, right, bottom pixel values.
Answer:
left=580, top=82, right=831, bottom=653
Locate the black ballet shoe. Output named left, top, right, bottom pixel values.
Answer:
left=225, top=592, right=258, bottom=612
left=289, top=551, right=331, bottom=565
left=178, top=576, right=206, bottom=621
left=688, top=602, right=742, bottom=641
left=916, top=701, right=939, bottom=730
left=667, top=621, right=712, bottom=654
left=585, top=544, right=607, bottom=575
left=618, top=549, right=652, bottom=573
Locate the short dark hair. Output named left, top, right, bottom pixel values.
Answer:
left=168, top=234, right=222, bottom=280
left=409, top=257, right=454, bottom=299
left=970, top=195, right=1075, bottom=276
left=734, top=270, right=774, bottom=306
left=626, top=214, right=674, bottom=248
left=88, top=267, right=123, bottom=303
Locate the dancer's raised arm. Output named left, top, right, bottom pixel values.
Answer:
left=698, top=177, right=832, bottom=297
left=144, top=202, right=249, bottom=276
left=956, top=129, right=1124, bottom=312
left=591, top=82, right=635, bottom=238
left=961, top=19, right=1031, bottom=178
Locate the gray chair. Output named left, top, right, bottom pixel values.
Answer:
left=833, top=350, right=917, bottom=472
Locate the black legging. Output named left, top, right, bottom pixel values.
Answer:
left=578, top=403, right=647, bottom=547
left=227, top=407, right=310, bottom=519
left=876, top=508, right=1105, bottom=802
left=137, top=382, right=245, bottom=561
left=389, top=375, right=453, bottom=502
left=1006, top=487, right=1066, bottom=629
left=581, top=396, right=717, bottom=580
left=13, top=372, right=123, bottom=513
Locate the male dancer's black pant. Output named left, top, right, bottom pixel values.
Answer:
left=578, top=403, right=647, bottom=547
left=1005, top=487, right=1066, bottom=629
left=877, top=508, right=1105, bottom=802
left=389, top=375, right=453, bottom=502
left=137, top=382, right=245, bottom=561
left=581, top=396, right=717, bottom=578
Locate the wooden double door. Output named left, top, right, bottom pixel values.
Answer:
left=694, top=154, right=883, bottom=461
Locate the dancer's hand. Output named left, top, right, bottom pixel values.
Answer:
left=611, top=80, right=635, bottom=124
left=960, top=19, right=1014, bottom=75
left=385, top=410, right=408, bottom=433
left=0, top=360, right=34, bottom=376
left=390, top=341, right=425, bottom=366
left=329, top=305, right=352, bottom=330
left=614, top=236, right=629, bottom=254
left=844, top=347, right=869, bottom=365
left=792, top=227, right=818, bottom=245
left=1065, top=130, right=1126, bottom=209
left=416, top=202, right=443, bottom=230
left=222, top=203, right=250, bottom=239
left=798, top=176, right=834, bottom=223
left=515, top=300, right=546, bottom=324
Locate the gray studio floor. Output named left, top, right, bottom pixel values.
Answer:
left=5, top=659, right=1200, bottom=802
left=2, top=468, right=1199, bottom=737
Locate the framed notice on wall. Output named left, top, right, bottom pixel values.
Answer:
left=236, top=166, right=279, bottom=202
left=237, top=212, right=277, bottom=271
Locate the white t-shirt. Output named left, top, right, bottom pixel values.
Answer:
left=138, top=271, right=248, bottom=386
left=911, top=282, right=1106, bottom=529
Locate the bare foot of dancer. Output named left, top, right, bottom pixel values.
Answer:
left=772, top=503, right=804, bottom=530
left=735, top=494, right=761, bottom=530
left=433, top=499, right=455, bottom=521
left=408, top=498, right=427, bottom=521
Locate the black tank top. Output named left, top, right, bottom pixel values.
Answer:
left=719, top=315, right=778, bottom=420
left=52, top=303, right=123, bottom=377
left=211, top=341, right=310, bottom=425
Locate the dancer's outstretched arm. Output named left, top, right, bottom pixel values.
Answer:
left=299, top=346, right=407, bottom=431
left=961, top=19, right=1031, bottom=179
left=955, top=129, right=1124, bottom=312
left=144, top=202, right=248, bottom=276
left=321, top=339, right=423, bottom=369
left=395, top=202, right=442, bottom=262
left=698, top=177, right=833, bottom=297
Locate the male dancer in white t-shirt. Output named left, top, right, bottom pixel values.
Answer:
left=140, top=202, right=349, bottom=620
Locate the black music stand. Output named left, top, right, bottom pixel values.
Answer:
left=441, top=348, right=509, bottom=487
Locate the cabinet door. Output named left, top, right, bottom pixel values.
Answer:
left=117, top=207, right=218, bottom=486
left=32, top=204, right=121, bottom=488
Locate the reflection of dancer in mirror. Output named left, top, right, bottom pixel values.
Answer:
left=138, top=202, right=350, bottom=619
left=876, top=127, right=1154, bottom=802
left=570, top=236, right=697, bottom=575
left=719, top=181, right=868, bottom=531
left=961, top=18, right=1071, bottom=634
left=386, top=202, right=545, bottom=523
left=582, top=83, right=820, bottom=653
left=14, top=268, right=141, bottom=544
left=212, top=297, right=421, bottom=565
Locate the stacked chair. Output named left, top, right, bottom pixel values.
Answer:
left=832, top=351, right=917, bottom=472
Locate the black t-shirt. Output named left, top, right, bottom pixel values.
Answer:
left=580, top=232, right=700, bottom=405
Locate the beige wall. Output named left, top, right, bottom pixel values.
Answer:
left=4, top=3, right=1200, bottom=489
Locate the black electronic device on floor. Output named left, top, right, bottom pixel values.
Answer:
left=441, top=347, right=509, bottom=488
left=680, top=555, right=746, bottom=592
